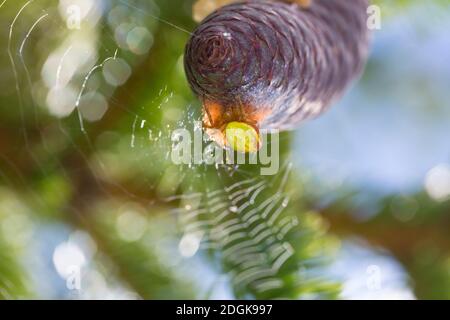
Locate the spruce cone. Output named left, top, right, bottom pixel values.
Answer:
left=184, top=0, right=370, bottom=139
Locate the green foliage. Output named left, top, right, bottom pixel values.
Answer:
left=175, top=160, right=341, bottom=299
left=84, top=202, right=196, bottom=299
left=0, top=191, right=33, bottom=299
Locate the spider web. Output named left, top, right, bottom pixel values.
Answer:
left=170, top=163, right=298, bottom=297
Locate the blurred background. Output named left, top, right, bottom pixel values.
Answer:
left=0, top=0, right=449, bottom=300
